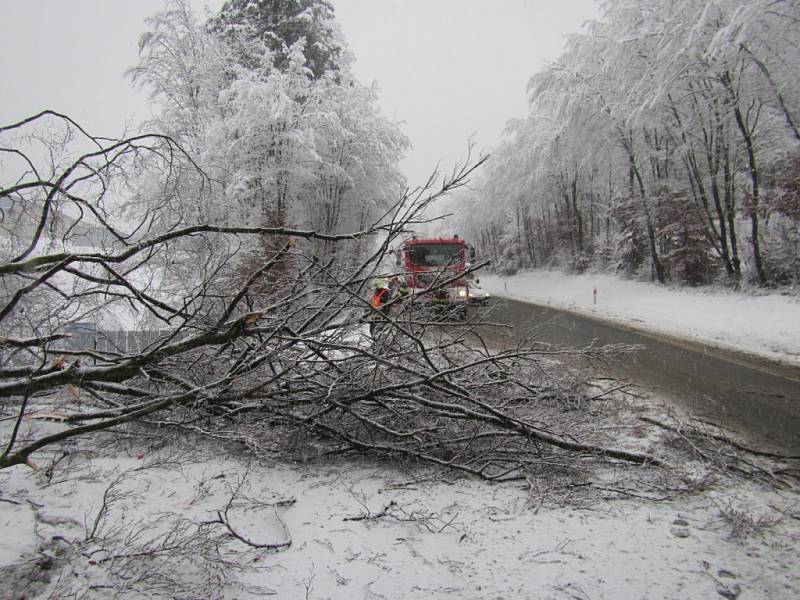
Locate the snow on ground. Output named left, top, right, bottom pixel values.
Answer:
left=2, top=435, right=799, bottom=600
left=481, top=270, right=800, bottom=368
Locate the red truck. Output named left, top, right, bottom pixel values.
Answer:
left=395, top=235, right=475, bottom=319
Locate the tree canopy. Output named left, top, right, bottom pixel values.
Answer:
left=129, top=0, right=408, bottom=275
left=208, top=0, right=342, bottom=78
left=452, top=0, right=800, bottom=287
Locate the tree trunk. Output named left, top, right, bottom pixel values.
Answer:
left=571, top=177, right=584, bottom=253
left=722, top=144, right=742, bottom=280
left=727, top=74, right=767, bottom=285
left=622, top=130, right=665, bottom=283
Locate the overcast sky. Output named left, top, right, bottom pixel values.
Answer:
left=0, top=0, right=600, bottom=188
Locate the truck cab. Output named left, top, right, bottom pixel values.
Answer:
left=396, top=236, right=473, bottom=318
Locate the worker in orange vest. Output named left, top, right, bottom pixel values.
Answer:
left=370, top=278, right=392, bottom=311
left=369, top=278, right=393, bottom=338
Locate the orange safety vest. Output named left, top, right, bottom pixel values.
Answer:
left=371, top=288, right=390, bottom=308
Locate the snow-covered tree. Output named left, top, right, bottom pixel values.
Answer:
left=129, top=0, right=408, bottom=288
left=208, top=0, right=342, bottom=78
left=460, top=0, right=800, bottom=287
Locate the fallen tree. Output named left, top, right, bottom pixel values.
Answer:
left=1, top=111, right=660, bottom=476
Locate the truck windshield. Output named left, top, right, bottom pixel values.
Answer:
left=407, top=243, right=462, bottom=267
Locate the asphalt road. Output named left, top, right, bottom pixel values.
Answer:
left=474, top=296, right=800, bottom=456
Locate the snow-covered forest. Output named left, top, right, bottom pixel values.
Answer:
left=128, top=0, right=410, bottom=269
left=452, top=0, right=800, bottom=287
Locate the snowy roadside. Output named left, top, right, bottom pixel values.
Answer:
left=481, top=270, right=800, bottom=369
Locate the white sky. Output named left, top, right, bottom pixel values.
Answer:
left=0, top=0, right=600, bottom=188
left=334, top=0, right=600, bottom=187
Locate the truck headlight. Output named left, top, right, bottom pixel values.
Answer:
left=458, top=287, right=468, bottom=298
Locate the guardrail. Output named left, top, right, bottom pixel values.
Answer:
left=58, top=323, right=187, bottom=355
